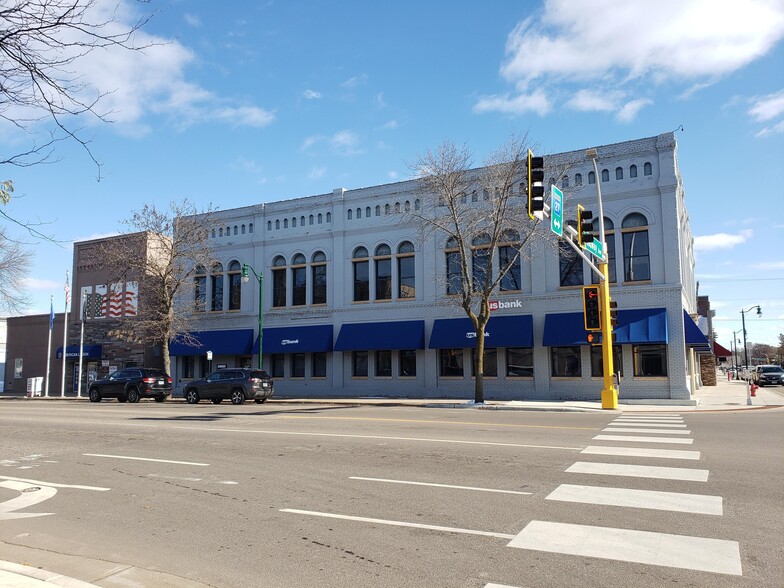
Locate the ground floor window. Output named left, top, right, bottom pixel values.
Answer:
left=471, top=348, right=498, bottom=377
left=182, top=356, right=195, bottom=379
left=439, top=349, right=463, bottom=377
left=291, top=353, right=305, bottom=378
left=271, top=354, right=284, bottom=378
left=352, top=351, right=368, bottom=377
left=376, top=350, right=392, bottom=377
left=312, top=352, right=327, bottom=378
left=551, top=346, right=581, bottom=377
left=399, top=349, right=417, bottom=377
left=506, top=348, right=533, bottom=377
left=590, top=345, right=624, bottom=377
left=633, top=344, right=667, bottom=376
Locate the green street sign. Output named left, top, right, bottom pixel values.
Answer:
left=550, top=185, right=563, bottom=237
left=585, top=238, right=604, bottom=260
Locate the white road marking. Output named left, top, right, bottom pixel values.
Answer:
left=607, top=422, right=688, bottom=428
left=508, top=521, right=742, bottom=576
left=582, top=446, right=700, bottom=460
left=0, top=475, right=109, bottom=491
left=614, top=416, right=683, bottom=420
left=592, top=434, right=694, bottom=445
left=546, top=484, right=722, bottom=515
left=566, top=462, right=709, bottom=482
left=0, top=480, right=56, bottom=520
left=485, top=584, right=522, bottom=588
left=350, top=477, right=532, bottom=495
left=281, top=508, right=516, bottom=539
left=178, top=427, right=581, bottom=451
left=603, top=427, right=691, bottom=434
left=146, top=474, right=203, bottom=482
left=83, top=454, right=209, bottom=466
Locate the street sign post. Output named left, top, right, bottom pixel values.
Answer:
left=550, top=185, right=563, bottom=237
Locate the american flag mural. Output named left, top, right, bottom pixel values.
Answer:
left=95, top=285, right=107, bottom=318
left=124, top=281, right=138, bottom=316
left=108, top=283, right=124, bottom=318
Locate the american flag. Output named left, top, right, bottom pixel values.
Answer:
left=64, top=272, right=71, bottom=305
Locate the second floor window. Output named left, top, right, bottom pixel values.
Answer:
left=312, top=251, right=327, bottom=305
left=228, top=260, right=242, bottom=310
left=194, top=266, right=206, bottom=312
left=210, top=263, right=223, bottom=311
left=498, top=229, right=521, bottom=292
left=471, top=234, right=491, bottom=291
left=559, top=241, right=583, bottom=287
left=591, top=218, right=617, bottom=284
left=292, top=253, right=307, bottom=306
left=272, top=256, right=286, bottom=307
left=445, top=237, right=461, bottom=295
left=374, top=244, right=392, bottom=301
left=353, top=247, right=369, bottom=302
left=622, top=213, right=650, bottom=282
left=397, top=241, right=415, bottom=299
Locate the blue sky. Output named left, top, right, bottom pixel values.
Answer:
left=3, top=0, right=783, bottom=348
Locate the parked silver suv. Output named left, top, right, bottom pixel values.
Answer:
left=752, top=365, right=784, bottom=387
left=184, top=368, right=274, bottom=405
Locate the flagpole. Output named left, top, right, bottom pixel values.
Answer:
left=77, top=291, right=85, bottom=398
left=45, top=295, right=53, bottom=397
left=61, top=270, right=70, bottom=397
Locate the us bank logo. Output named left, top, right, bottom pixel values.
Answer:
left=281, top=339, right=300, bottom=346
left=489, top=299, right=523, bottom=311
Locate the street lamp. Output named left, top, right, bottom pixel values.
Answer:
left=740, top=305, right=762, bottom=371
left=242, top=263, right=264, bottom=370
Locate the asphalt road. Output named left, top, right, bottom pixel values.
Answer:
left=1, top=401, right=782, bottom=587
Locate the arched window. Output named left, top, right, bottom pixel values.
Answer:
left=588, top=171, right=596, bottom=184
left=249, top=223, right=253, bottom=233
left=615, top=167, right=623, bottom=180
left=228, top=260, right=242, bottom=310
left=219, top=228, right=223, bottom=237
left=309, top=214, right=314, bottom=225
left=241, top=224, right=246, bottom=234
left=375, top=205, right=381, bottom=216
left=318, top=213, right=323, bottom=224
left=366, top=206, right=371, bottom=218
left=601, top=169, right=609, bottom=182
left=385, top=204, right=390, bottom=215
left=404, top=200, right=410, bottom=212
left=415, top=199, right=421, bottom=211
left=284, top=219, right=289, bottom=228
left=622, top=213, right=650, bottom=282
left=562, top=176, right=570, bottom=189
left=194, top=265, right=206, bottom=312
left=397, top=241, right=415, bottom=299
left=499, top=229, right=522, bottom=291
left=630, top=164, right=638, bottom=178
left=292, top=253, right=307, bottom=306
left=374, top=244, right=392, bottom=300
left=301, top=216, right=305, bottom=226
left=471, top=190, right=478, bottom=203
left=559, top=241, right=583, bottom=287
left=643, top=162, right=652, bottom=176
left=292, top=217, right=297, bottom=227
left=211, top=229, right=216, bottom=238
left=445, top=237, right=461, bottom=295
left=472, top=234, right=492, bottom=290
left=353, top=247, right=369, bottom=302
left=591, top=218, right=616, bottom=284
left=326, top=212, right=331, bottom=222
left=272, top=255, right=287, bottom=308
left=233, top=225, right=238, bottom=235
left=347, top=209, right=352, bottom=220
left=395, top=202, right=401, bottom=213
left=575, top=173, right=583, bottom=186
left=311, top=251, right=327, bottom=305
left=267, top=221, right=272, bottom=231
left=210, top=263, right=224, bottom=311
left=356, top=208, right=361, bottom=219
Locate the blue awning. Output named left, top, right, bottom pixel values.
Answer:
left=428, top=315, right=533, bottom=349
left=254, top=324, right=333, bottom=354
left=335, top=320, right=425, bottom=351
left=56, top=344, right=102, bottom=360
left=169, top=329, right=254, bottom=356
left=684, top=310, right=711, bottom=352
left=543, top=308, right=668, bottom=346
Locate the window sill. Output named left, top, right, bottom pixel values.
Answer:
left=551, top=376, right=583, bottom=379
left=622, top=280, right=653, bottom=286
left=351, top=376, right=369, bottom=380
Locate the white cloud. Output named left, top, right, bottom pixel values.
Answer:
left=473, top=91, right=551, bottom=116
left=303, top=89, right=322, bottom=100
left=184, top=13, right=201, bottom=27
left=380, top=120, right=398, bottom=130
left=22, top=277, right=69, bottom=291
left=300, top=135, right=322, bottom=151
left=479, top=0, right=784, bottom=119
left=748, top=90, right=784, bottom=121
left=753, top=260, right=784, bottom=270
left=210, top=106, right=274, bottom=128
left=308, top=166, right=326, bottom=180
left=755, top=120, right=784, bottom=137
left=341, top=74, right=368, bottom=88
left=694, top=229, right=753, bottom=251
left=330, top=130, right=362, bottom=155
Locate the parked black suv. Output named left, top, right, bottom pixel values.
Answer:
left=752, top=365, right=784, bottom=386
left=184, top=368, right=274, bottom=405
left=88, top=368, right=173, bottom=403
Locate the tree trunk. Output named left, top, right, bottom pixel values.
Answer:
left=474, top=324, right=485, bottom=403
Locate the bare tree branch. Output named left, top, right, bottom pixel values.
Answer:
left=0, top=226, right=33, bottom=312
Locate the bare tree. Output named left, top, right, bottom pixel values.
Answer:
left=0, top=227, right=33, bottom=312
left=410, top=134, right=553, bottom=403
left=100, top=200, right=215, bottom=375
left=1, top=0, right=153, bottom=175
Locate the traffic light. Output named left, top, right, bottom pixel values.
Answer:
left=577, top=204, right=594, bottom=248
left=582, top=285, right=601, bottom=331
left=527, top=149, right=544, bottom=220
left=608, top=299, right=619, bottom=327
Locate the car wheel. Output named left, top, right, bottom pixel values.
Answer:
left=154, top=396, right=166, bottom=403
left=254, top=398, right=267, bottom=404
left=127, top=388, right=141, bottom=403
left=211, top=398, right=223, bottom=404
left=230, top=389, right=246, bottom=405
left=88, top=388, right=101, bottom=403
left=185, top=389, right=200, bottom=404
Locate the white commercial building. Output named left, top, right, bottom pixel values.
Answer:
left=170, top=132, right=710, bottom=402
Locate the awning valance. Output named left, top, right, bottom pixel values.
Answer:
left=428, top=315, right=533, bottom=349
left=335, top=320, right=425, bottom=351
left=543, top=308, right=668, bottom=346
left=684, top=310, right=711, bottom=352
left=254, top=324, right=333, bottom=354
left=169, top=329, right=254, bottom=356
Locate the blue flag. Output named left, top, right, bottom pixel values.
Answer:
left=49, top=300, right=55, bottom=331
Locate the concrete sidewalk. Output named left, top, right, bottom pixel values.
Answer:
left=1, top=376, right=782, bottom=587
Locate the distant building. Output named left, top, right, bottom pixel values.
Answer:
left=169, top=132, right=713, bottom=402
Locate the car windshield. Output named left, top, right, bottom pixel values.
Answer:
left=761, top=366, right=783, bottom=373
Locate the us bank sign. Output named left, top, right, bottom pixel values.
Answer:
left=488, top=299, right=523, bottom=311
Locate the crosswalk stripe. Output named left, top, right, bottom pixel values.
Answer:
left=508, top=521, right=742, bottom=576
left=603, top=427, right=691, bottom=434
left=582, top=446, right=700, bottom=460
left=613, top=418, right=684, bottom=423
left=592, top=434, right=694, bottom=444
left=607, top=422, right=687, bottom=428
left=614, top=416, right=683, bottom=420
left=565, top=461, right=709, bottom=481
left=546, top=484, right=722, bottom=515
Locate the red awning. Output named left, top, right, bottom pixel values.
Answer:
left=713, top=341, right=732, bottom=357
